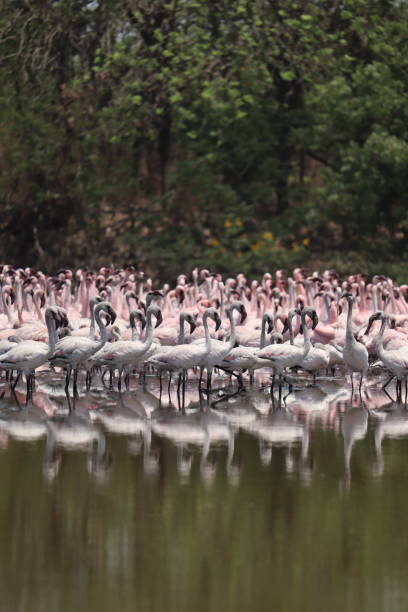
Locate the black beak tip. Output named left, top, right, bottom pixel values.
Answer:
left=109, top=310, right=117, bottom=324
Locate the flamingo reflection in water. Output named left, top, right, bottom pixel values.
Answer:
left=91, top=392, right=159, bottom=475
left=0, top=389, right=49, bottom=443
left=339, top=400, right=369, bottom=489
left=372, top=401, right=408, bottom=477
left=151, top=400, right=238, bottom=485
left=43, top=393, right=110, bottom=482
left=241, top=401, right=309, bottom=474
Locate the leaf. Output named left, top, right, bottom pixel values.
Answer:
left=281, top=70, right=295, bottom=81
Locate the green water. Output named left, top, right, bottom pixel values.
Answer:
left=0, top=381, right=407, bottom=612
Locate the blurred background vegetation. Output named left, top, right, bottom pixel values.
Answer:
left=1, top=0, right=408, bottom=282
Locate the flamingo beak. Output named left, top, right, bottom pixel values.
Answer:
left=281, top=319, right=290, bottom=334
left=312, top=312, right=319, bottom=330
left=365, top=312, right=382, bottom=334
left=106, top=307, right=116, bottom=325
left=155, top=310, right=163, bottom=328
left=239, top=305, right=247, bottom=324
left=188, top=316, right=197, bottom=334
left=214, top=312, right=222, bottom=331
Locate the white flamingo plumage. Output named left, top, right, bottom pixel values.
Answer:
left=50, top=301, right=116, bottom=389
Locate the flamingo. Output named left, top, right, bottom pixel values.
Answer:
left=342, top=292, right=369, bottom=394
left=220, top=312, right=274, bottom=388
left=148, top=307, right=221, bottom=392
left=0, top=306, right=67, bottom=395
left=50, top=301, right=116, bottom=390
left=341, top=402, right=368, bottom=480
left=365, top=311, right=408, bottom=399
left=89, top=305, right=163, bottom=389
left=296, top=309, right=330, bottom=381
left=198, top=301, right=247, bottom=391
left=257, top=307, right=318, bottom=387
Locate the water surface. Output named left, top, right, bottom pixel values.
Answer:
left=0, top=373, right=407, bottom=612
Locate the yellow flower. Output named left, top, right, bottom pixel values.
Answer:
left=251, top=240, right=265, bottom=251
left=235, top=217, right=243, bottom=227
left=302, top=237, right=310, bottom=246
left=262, top=231, right=274, bottom=240
left=224, top=219, right=232, bottom=228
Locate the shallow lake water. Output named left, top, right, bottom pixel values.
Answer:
left=0, top=370, right=407, bottom=612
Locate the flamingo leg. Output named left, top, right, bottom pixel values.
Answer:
left=182, top=370, right=186, bottom=405
left=124, top=372, right=130, bottom=390
left=73, top=368, right=78, bottom=395
left=358, top=373, right=364, bottom=395
left=11, top=371, right=20, bottom=391
left=207, top=369, right=212, bottom=392
left=86, top=370, right=92, bottom=390
left=382, top=375, right=394, bottom=392
left=65, top=366, right=72, bottom=391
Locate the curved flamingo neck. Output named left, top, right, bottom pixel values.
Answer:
left=375, top=317, right=387, bottom=357
left=94, top=309, right=108, bottom=349
left=142, top=310, right=156, bottom=351
left=45, top=311, right=58, bottom=355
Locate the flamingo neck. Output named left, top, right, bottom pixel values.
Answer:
left=346, top=299, right=354, bottom=342
left=94, top=310, right=108, bottom=349
left=46, top=313, right=57, bottom=355
left=34, top=295, right=43, bottom=322
left=288, top=317, right=294, bottom=346
left=142, top=311, right=155, bottom=351
left=89, top=300, right=97, bottom=339
left=203, top=313, right=212, bottom=353
left=227, top=310, right=237, bottom=350
left=177, top=315, right=186, bottom=344
left=260, top=315, right=267, bottom=349
left=372, top=286, right=378, bottom=312
left=301, top=318, right=311, bottom=358
left=375, top=317, right=387, bottom=357
left=321, top=295, right=331, bottom=324
left=359, top=285, right=366, bottom=313
left=1, top=291, right=13, bottom=325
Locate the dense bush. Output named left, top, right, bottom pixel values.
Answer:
left=1, top=0, right=407, bottom=280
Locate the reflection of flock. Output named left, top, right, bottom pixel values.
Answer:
left=0, top=376, right=407, bottom=485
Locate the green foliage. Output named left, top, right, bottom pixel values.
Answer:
left=0, top=0, right=407, bottom=278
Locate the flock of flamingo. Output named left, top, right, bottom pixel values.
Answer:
left=0, top=265, right=406, bottom=402
left=0, top=264, right=405, bottom=482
